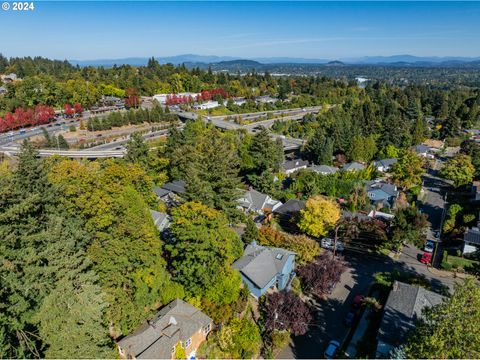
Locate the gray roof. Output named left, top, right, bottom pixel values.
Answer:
left=375, top=158, right=397, bottom=169
left=365, top=180, right=399, bottom=197
left=342, top=210, right=370, bottom=222
left=377, top=281, right=444, bottom=350
left=414, top=144, right=430, bottom=153
left=153, top=180, right=186, bottom=198
left=464, top=227, right=480, bottom=246
left=311, top=165, right=339, bottom=174
left=283, top=159, right=309, bottom=171
left=239, top=188, right=281, bottom=212
left=343, top=162, right=366, bottom=171
left=150, top=210, right=170, bottom=231
left=232, top=244, right=295, bottom=289
left=273, top=199, right=305, bottom=217
left=117, top=299, right=212, bottom=359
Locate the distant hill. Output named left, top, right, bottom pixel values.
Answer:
left=326, top=60, right=345, bottom=66
left=69, top=54, right=480, bottom=68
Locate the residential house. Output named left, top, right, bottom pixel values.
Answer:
left=376, top=281, right=444, bottom=358
left=117, top=299, right=212, bottom=360
left=463, top=224, right=480, bottom=255
left=471, top=181, right=480, bottom=202
left=238, top=188, right=282, bottom=215
left=374, top=158, right=397, bottom=173
left=365, top=180, right=399, bottom=209
left=343, top=162, right=366, bottom=172
left=153, top=180, right=186, bottom=205
left=0, top=86, right=7, bottom=94
left=413, top=144, right=434, bottom=159
left=150, top=209, right=171, bottom=232
left=232, top=243, right=296, bottom=298
left=0, top=73, right=18, bottom=83
left=273, top=199, right=305, bottom=220
left=282, top=159, right=309, bottom=175
left=310, top=164, right=339, bottom=175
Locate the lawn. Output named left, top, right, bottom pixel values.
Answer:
left=441, top=251, right=479, bottom=273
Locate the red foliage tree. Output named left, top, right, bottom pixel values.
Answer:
left=297, top=252, right=347, bottom=298
left=73, top=103, right=83, bottom=115
left=262, top=291, right=312, bottom=336
left=196, top=88, right=228, bottom=102
left=0, top=105, right=55, bottom=133
left=64, top=104, right=75, bottom=117
left=124, top=88, right=140, bottom=108
left=165, top=94, right=193, bottom=105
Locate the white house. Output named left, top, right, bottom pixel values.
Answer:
left=238, top=188, right=282, bottom=215
left=374, top=158, right=397, bottom=173
left=283, top=159, right=309, bottom=175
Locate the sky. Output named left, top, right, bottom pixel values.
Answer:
left=1, top=1, right=480, bottom=60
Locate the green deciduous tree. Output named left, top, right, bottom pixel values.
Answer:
left=167, top=202, right=243, bottom=300
left=440, top=154, right=475, bottom=188
left=391, top=150, right=425, bottom=189
left=405, top=279, right=480, bottom=359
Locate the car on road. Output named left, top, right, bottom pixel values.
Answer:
left=424, top=240, right=435, bottom=253
left=344, top=310, right=356, bottom=326
left=420, top=252, right=432, bottom=264
left=324, top=340, right=340, bottom=359
left=321, top=237, right=344, bottom=252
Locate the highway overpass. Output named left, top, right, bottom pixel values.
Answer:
left=0, top=146, right=126, bottom=159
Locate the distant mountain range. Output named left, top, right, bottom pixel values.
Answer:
left=69, top=54, right=480, bottom=68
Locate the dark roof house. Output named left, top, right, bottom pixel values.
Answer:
left=282, top=159, right=309, bottom=175
left=376, top=281, right=444, bottom=358
left=463, top=224, right=480, bottom=255
left=153, top=180, right=185, bottom=199
left=117, top=299, right=212, bottom=359
left=273, top=199, right=305, bottom=218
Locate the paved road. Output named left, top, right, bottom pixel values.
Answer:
left=420, top=170, right=450, bottom=266
left=277, top=247, right=458, bottom=359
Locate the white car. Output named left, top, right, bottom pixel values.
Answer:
left=424, top=240, right=435, bottom=253
left=324, top=340, right=340, bottom=359
left=321, top=238, right=344, bottom=252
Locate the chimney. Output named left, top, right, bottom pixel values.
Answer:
left=392, top=281, right=399, bottom=292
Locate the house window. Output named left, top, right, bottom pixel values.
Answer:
left=183, top=338, right=192, bottom=349
left=203, top=323, right=211, bottom=335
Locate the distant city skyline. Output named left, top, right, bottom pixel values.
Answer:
left=1, top=1, right=479, bottom=60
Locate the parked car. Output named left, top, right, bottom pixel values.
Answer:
left=321, top=237, right=344, bottom=252
left=424, top=240, right=435, bottom=253
left=352, top=294, right=365, bottom=309
left=324, top=340, right=340, bottom=359
left=344, top=310, right=356, bottom=326
left=420, top=252, right=432, bottom=264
